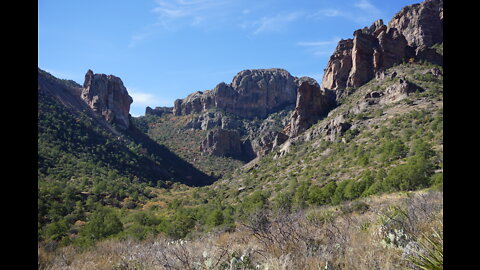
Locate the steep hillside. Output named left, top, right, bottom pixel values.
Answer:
left=213, top=59, right=443, bottom=206
left=38, top=68, right=213, bottom=243
left=38, top=0, right=443, bottom=268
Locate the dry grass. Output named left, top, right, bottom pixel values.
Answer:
left=39, top=190, right=442, bottom=270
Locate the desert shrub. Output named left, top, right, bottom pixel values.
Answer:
left=292, top=181, right=311, bottom=209
left=383, top=155, right=433, bottom=192
left=161, top=209, right=196, bottom=239
left=430, top=173, right=443, bottom=191
left=75, top=207, right=123, bottom=247
left=240, top=190, right=269, bottom=216
left=273, top=192, right=293, bottom=212
left=206, top=209, right=225, bottom=228
left=44, top=219, right=70, bottom=242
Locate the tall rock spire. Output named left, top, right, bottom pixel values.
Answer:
left=80, top=70, right=133, bottom=130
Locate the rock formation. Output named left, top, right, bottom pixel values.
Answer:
left=145, top=106, right=173, bottom=117
left=321, top=0, right=443, bottom=91
left=388, top=0, right=443, bottom=48
left=174, top=68, right=297, bottom=119
left=288, top=77, right=336, bottom=137
left=320, top=39, right=354, bottom=90
left=81, top=70, right=133, bottom=130
left=200, top=129, right=243, bottom=159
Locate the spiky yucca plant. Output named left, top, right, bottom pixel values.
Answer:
left=406, top=229, right=443, bottom=270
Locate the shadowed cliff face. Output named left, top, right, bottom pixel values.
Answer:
left=81, top=70, right=133, bottom=130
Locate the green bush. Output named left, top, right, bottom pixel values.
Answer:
left=78, top=207, right=123, bottom=242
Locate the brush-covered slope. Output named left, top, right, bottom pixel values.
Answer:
left=38, top=68, right=213, bottom=242
left=212, top=56, right=443, bottom=207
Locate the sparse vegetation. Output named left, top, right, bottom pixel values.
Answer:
left=38, top=39, right=443, bottom=268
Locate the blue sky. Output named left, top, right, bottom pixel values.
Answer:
left=38, top=0, right=420, bottom=116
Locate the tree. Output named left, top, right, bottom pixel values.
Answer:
left=79, top=207, right=123, bottom=241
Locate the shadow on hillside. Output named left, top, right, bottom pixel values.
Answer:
left=125, top=122, right=217, bottom=187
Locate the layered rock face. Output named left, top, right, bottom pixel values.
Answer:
left=174, top=69, right=297, bottom=119
left=388, top=0, right=443, bottom=48
left=288, top=77, right=337, bottom=137
left=321, top=0, right=443, bottom=91
left=321, top=20, right=412, bottom=90
left=81, top=70, right=133, bottom=130
left=320, top=39, right=353, bottom=91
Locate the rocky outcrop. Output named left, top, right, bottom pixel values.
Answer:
left=174, top=68, right=297, bottom=119
left=250, top=131, right=289, bottom=158
left=184, top=111, right=241, bottom=131
left=322, top=20, right=411, bottom=90
left=380, top=78, right=424, bottom=104
left=321, top=0, right=443, bottom=91
left=320, top=39, right=354, bottom=90
left=288, top=77, right=337, bottom=137
left=145, top=106, right=173, bottom=117
left=388, top=0, right=443, bottom=48
left=81, top=70, right=133, bottom=130
left=200, top=129, right=243, bottom=159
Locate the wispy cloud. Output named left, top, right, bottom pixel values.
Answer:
left=310, top=0, right=383, bottom=25
left=297, top=37, right=341, bottom=56
left=152, top=0, right=229, bottom=28
left=246, top=11, right=303, bottom=35
left=128, top=31, right=154, bottom=48
left=127, top=87, right=173, bottom=107
left=354, top=0, right=381, bottom=14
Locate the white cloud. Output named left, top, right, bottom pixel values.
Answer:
left=128, top=32, right=153, bottom=48
left=252, top=12, right=303, bottom=34
left=297, top=37, right=341, bottom=56
left=355, top=0, right=381, bottom=13
left=127, top=87, right=173, bottom=107
left=310, top=8, right=344, bottom=18
left=297, top=38, right=340, bottom=47
left=310, top=0, right=383, bottom=25
left=151, top=0, right=229, bottom=27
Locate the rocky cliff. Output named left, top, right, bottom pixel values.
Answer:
left=145, top=106, right=173, bottom=117
left=81, top=70, right=133, bottom=130
left=173, top=68, right=297, bottom=119
left=321, top=0, right=442, bottom=91
left=388, top=0, right=443, bottom=48
left=287, top=77, right=337, bottom=137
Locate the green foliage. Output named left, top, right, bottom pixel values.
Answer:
left=406, top=230, right=443, bottom=270
left=383, top=155, right=433, bottom=192
left=77, top=207, right=123, bottom=244
left=307, top=181, right=337, bottom=205
left=163, top=209, right=196, bottom=239
left=44, top=219, right=69, bottom=242
left=240, top=190, right=269, bottom=215
left=206, top=209, right=225, bottom=227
